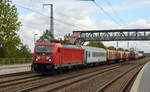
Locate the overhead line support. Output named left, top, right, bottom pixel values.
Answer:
left=43, top=4, right=54, bottom=38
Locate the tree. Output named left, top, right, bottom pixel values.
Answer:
left=117, top=48, right=124, bottom=51
left=37, top=29, right=59, bottom=43
left=139, top=51, right=144, bottom=53
left=87, top=41, right=106, bottom=49
left=0, top=1, right=21, bottom=58
left=107, top=46, right=116, bottom=50
left=15, top=43, right=32, bottom=58
left=125, top=49, right=129, bottom=51
left=59, top=33, right=71, bottom=44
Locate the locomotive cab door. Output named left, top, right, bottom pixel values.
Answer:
left=85, top=51, right=88, bottom=64
left=58, top=48, right=61, bottom=64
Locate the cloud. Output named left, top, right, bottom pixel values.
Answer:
left=95, top=19, right=150, bottom=29
left=15, top=1, right=96, bottom=52
left=97, top=20, right=122, bottom=29
left=12, top=0, right=150, bottom=53
left=127, top=19, right=150, bottom=29
left=101, top=0, right=150, bottom=13
left=96, top=19, right=150, bottom=53
left=18, top=12, right=150, bottom=53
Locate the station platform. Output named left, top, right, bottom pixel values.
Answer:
left=130, top=62, right=150, bottom=92
left=0, top=64, right=31, bottom=75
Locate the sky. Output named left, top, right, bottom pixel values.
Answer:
left=10, top=0, right=150, bottom=52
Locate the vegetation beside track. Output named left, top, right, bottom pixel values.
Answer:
left=0, top=58, right=32, bottom=65
left=0, top=1, right=32, bottom=59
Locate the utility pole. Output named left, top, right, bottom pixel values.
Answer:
left=117, top=41, right=118, bottom=49
left=34, top=34, right=38, bottom=45
left=43, top=4, right=54, bottom=38
left=127, top=41, right=129, bottom=50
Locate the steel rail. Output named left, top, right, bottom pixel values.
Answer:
left=0, top=71, right=33, bottom=78
left=95, top=62, right=146, bottom=92
left=119, top=67, right=141, bottom=92
left=16, top=65, right=120, bottom=92
left=0, top=74, right=39, bottom=85
left=47, top=66, right=119, bottom=92
left=0, top=76, right=43, bottom=88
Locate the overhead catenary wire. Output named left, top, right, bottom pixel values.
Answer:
left=101, top=0, right=129, bottom=49
left=13, top=3, right=84, bottom=29
left=102, top=0, right=126, bottom=26
left=92, top=1, right=123, bottom=28
left=13, top=1, right=124, bottom=29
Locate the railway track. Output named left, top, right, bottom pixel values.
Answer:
left=0, top=73, right=39, bottom=84
left=119, top=69, right=139, bottom=92
left=0, top=74, right=42, bottom=88
left=95, top=62, right=146, bottom=92
left=1, top=58, right=149, bottom=92
left=0, top=71, right=34, bottom=78
left=16, top=65, right=119, bottom=92
left=0, top=64, right=120, bottom=92
left=0, top=71, right=39, bottom=88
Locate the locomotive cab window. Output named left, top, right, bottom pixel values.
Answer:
left=36, top=45, right=54, bottom=55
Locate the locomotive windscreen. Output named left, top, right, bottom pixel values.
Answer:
left=36, top=45, right=54, bottom=55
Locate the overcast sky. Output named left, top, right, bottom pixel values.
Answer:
left=11, top=0, right=150, bottom=52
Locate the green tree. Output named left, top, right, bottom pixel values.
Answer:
left=59, top=33, right=71, bottom=44
left=107, top=46, right=116, bottom=50
left=0, top=1, right=21, bottom=58
left=37, top=29, right=59, bottom=43
left=87, top=41, right=106, bottom=49
left=139, top=51, right=144, bottom=53
left=15, top=43, right=32, bottom=58
left=117, top=48, right=124, bottom=51
left=125, top=49, right=129, bottom=51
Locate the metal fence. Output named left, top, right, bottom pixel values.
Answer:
left=0, top=58, right=33, bottom=65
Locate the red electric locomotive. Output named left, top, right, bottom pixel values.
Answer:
left=124, top=51, right=130, bottom=60
left=129, top=51, right=139, bottom=60
left=32, top=43, right=84, bottom=73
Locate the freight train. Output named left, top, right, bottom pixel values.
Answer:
left=32, top=43, right=144, bottom=73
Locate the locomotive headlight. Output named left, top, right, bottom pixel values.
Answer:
left=46, top=57, right=52, bottom=62
left=48, top=58, right=52, bottom=62
left=37, top=56, right=40, bottom=59
left=35, top=56, right=40, bottom=61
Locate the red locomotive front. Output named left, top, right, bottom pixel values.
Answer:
left=32, top=43, right=61, bottom=73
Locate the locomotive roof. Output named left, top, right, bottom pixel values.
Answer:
left=62, top=45, right=82, bottom=49
left=82, top=46, right=106, bottom=51
left=36, top=42, right=61, bottom=45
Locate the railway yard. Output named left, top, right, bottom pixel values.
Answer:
left=0, top=57, right=149, bottom=92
